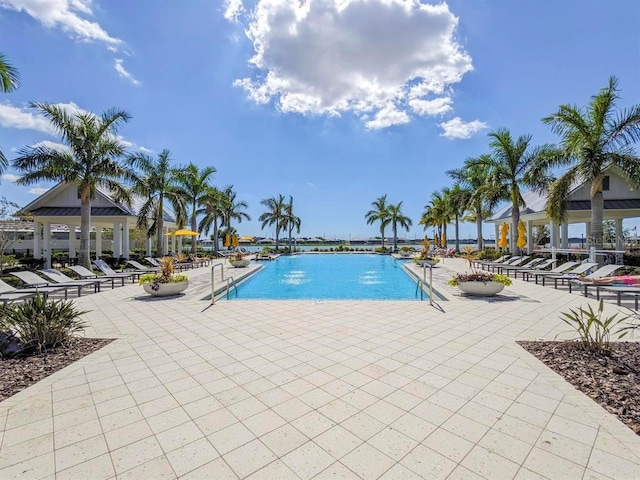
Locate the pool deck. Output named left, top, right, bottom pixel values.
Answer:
left=1, top=257, right=640, bottom=479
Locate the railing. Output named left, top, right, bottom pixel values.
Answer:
left=535, top=247, right=625, bottom=265
left=413, top=263, right=434, bottom=305
left=210, top=263, right=224, bottom=305
left=224, top=277, right=237, bottom=300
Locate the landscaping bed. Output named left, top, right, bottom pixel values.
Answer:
left=0, top=337, right=113, bottom=402
left=519, top=340, right=640, bottom=435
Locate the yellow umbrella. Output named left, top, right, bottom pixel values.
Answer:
left=517, top=221, right=527, bottom=249
left=232, top=235, right=239, bottom=247
left=441, top=232, right=447, bottom=248
left=498, top=223, right=509, bottom=248
left=422, top=236, right=430, bottom=249
left=239, top=236, right=254, bottom=243
left=167, top=228, right=200, bottom=236
left=224, top=234, right=231, bottom=247
left=434, top=233, right=439, bottom=247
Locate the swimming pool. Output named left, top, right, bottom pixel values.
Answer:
left=228, top=254, right=421, bottom=300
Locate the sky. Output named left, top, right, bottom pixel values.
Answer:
left=0, top=0, right=639, bottom=241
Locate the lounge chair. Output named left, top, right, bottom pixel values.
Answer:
left=126, top=260, right=159, bottom=272
left=94, top=259, right=144, bottom=282
left=69, top=265, right=134, bottom=287
left=10, top=271, right=88, bottom=297
left=526, top=261, right=579, bottom=283
left=473, top=255, right=511, bottom=268
left=499, top=257, right=545, bottom=276
left=0, top=279, right=68, bottom=304
left=567, top=265, right=625, bottom=296
left=539, top=262, right=599, bottom=288
left=480, top=256, right=520, bottom=272
left=39, top=268, right=110, bottom=292
left=598, top=285, right=640, bottom=309
left=515, top=258, right=557, bottom=280
left=492, top=256, right=534, bottom=274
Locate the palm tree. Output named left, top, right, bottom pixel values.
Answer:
left=13, top=102, right=131, bottom=268
left=128, top=149, right=186, bottom=256
left=420, top=190, right=451, bottom=246
left=176, top=163, right=216, bottom=254
left=448, top=156, right=500, bottom=251
left=282, top=195, right=301, bottom=253
left=259, top=194, right=286, bottom=250
left=0, top=52, right=20, bottom=180
left=542, top=76, right=640, bottom=250
left=442, top=184, right=470, bottom=253
left=483, top=129, right=555, bottom=252
left=198, top=186, right=224, bottom=254
left=387, top=202, right=412, bottom=252
left=365, top=194, right=390, bottom=251
left=220, top=186, right=250, bottom=244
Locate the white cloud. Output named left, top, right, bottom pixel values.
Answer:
left=138, top=146, right=153, bottom=154
left=32, top=140, right=70, bottom=153
left=0, top=0, right=121, bottom=47
left=229, top=0, right=473, bottom=129
left=223, top=0, right=244, bottom=21
left=28, top=186, right=49, bottom=195
left=0, top=103, right=54, bottom=134
left=365, top=103, right=410, bottom=130
left=409, top=97, right=452, bottom=116
left=114, top=59, right=141, bottom=86
left=1, top=173, right=19, bottom=183
left=439, top=117, right=488, bottom=139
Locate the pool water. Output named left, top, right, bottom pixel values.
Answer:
left=229, top=254, right=420, bottom=300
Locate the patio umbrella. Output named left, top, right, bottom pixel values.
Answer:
left=224, top=234, right=231, bottom=247
left=422, top=236, right=430, bottom=248
left=517, top=221, right=527, bottom=249
left=498, top=224, right=509, bottom=248
left=441, top=232, right=447, bottom=248
left=239, top=236, right=254, bottom=243
left=434, top=233, right=440, bottom=247
left=232, top=235, right=239, bottom=247
left=167, top=229, right=200, bottom=236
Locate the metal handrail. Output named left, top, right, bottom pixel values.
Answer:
left=210, top=263, right=224, bottom=305
left=225, top=277, right=238, bottom=300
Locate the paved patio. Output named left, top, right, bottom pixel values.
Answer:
left=1, top=258, right=640, bottom=479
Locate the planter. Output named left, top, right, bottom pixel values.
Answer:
left=230, top=260, right=250, bottom=268
left=142, top=281, right=189, bottom=297
left=415, top=259, right=438, bottom=267
left=456, top=281, right=505, bottom=296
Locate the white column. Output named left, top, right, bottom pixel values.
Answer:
left=113, top=221, right=121, bottom=257
left=163, top=228, right=169, bottom=254
left=42, top=222, right=51, bottom=268
left=494, top=224, right=500, bottom=249
left=177, top=236, right=182, bottom=254
left=34, top=221, right=41, bottom=259
left=68, top=224, right=77, bottom=259
left=123, top=221, right=130, bottom=259
left=550, top=221, right=559, bottom=248
left=616, top=218, right=624, bottom=251
left=146, top=237, right=152, bottom=256
left=171, top=233, right=176, bottom=255
left=95, top=227, right=102, bottom=260
left=561, top=222, right=569, bottom=249
left=585, top=222, right=591, bottom=246
left=527, top=220, right=534, bottom=254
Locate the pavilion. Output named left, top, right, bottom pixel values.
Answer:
left=487, top=165, right=640, bottom=255
left=19, top=182, right=180, bottom=267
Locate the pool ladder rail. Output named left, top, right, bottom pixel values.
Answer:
left=415, top=264, right=434, bottom=305
left=210, top=263, right=238, bottom=304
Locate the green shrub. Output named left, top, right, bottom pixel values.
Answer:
left=0, top=294, right=87, bottom=354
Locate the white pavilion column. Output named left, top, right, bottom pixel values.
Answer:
left=585, top=222, right=591, bottom=246
left=550, top=222, right=559, bottom=248
left=171, top=233, right=176, bottom=255
left=494, top=224, right=500, bottom=249
left=33, top=221, right=41, bottom=259
left=527, top=220, right=534, bottom=254
left=177, top=236, right=182, bottom=254
left=42, top=221, right=51, bottom=268
left=146, top=237, right=152, bottom=256
left=113, top=221, right=121, bottom=257
left=616, top=218, right=624, bottom=251
left=68, top=224, right=77, bottom=259
left=123, top=221, right=130, bottom=259
left=561, top=222, right=569, bottom=249
left=163, top=227, right=169, bottom=254
left=95, top=227, right=102, bottom=260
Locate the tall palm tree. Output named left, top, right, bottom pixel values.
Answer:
left=448, top=156, right=499, bottom=250
left=198, top=186, right=224, bottom=254
left=365, top=194, right=390, bottom=251
left=282, top=195, right=301, bottom=253
left=483, top=129, right=555, bottom=252
left=176, top=163, right=216, bottom=254
left=0, top=52, right=20, bottom=181
left=442, top=184, right=470, bottom=253
left=387, top=202, right=412, bottom=252
left=220, top=186, right=250, bottom=244
left=420, top=190, right=451, bottom=246
left=259, top=194, right=286, bottom=250
left=128, top=149, right=186, bottom=256
left=542, top=76, right=640, bottom=250
left=13, top=102, right=131, bottom=268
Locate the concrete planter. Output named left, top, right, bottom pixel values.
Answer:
left=457, top=281, right=505, bottom=296
left=414, top=259, right=438, bottom=267
left=230, top=260, right=250, bottom=268
left=142, top=281, right=189, bottom=297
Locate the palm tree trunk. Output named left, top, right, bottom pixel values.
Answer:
left=454, top=214, right=460, bottom=252
left=288, top=226, right=292, bottom=253
left=590, top=191, right=604, bottom=263
left=380, top=225, right=385, bottom=251
left=213, top=215, right=219, bottom=254
left=393, top=224, right=398, bottom=252
left=511, top=204, right=519, bottom=254
left=275, top=227, right=279, bottom=251
left=79, top=194, right=91, bottom=268
left=191, top=205, right=197, bottom=255
left=157, top=200, right=164, bottom=257
left=476, top=202, right=483, bottom=251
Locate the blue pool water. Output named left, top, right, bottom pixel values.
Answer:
left=229, top=254, right=420, bottom=300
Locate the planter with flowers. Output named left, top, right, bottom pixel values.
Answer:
left=229, top=251, right=250, bottom=268
left=413, top=245, right=439, bottom=267
left=139, top=257, right=189, bottom=296
left=448, top=247, right=512, bottom=296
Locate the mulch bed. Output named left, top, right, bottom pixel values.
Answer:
left=519, top=340, right=640, bottom=435
left=0, top=338, right=114, bottom=402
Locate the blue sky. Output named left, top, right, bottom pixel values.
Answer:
left=1, top=0, right=639, bottom=241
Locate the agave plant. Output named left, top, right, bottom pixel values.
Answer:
left=138, top=256, right=188, bottom=291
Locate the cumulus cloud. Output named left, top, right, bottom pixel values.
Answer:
left=32, top=140, right=70, bottom=153
left=138, top=146, right=153, bottom=154
left=1, top=173, right=20, bottom=183
left=0, top=103, right=55, bottom=134
left=0, top=0, right=121, bottom=47
left=229, top=0, right=474, bottom=129
left=223, top=0, right=244, bottom=21
left=28, top=186, right=50, bottom=195
left=439, top=117, right=488, bottom=139
left=114, top=59, right=141, bottom=86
